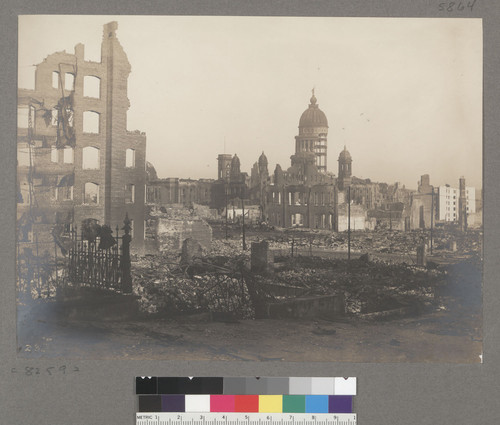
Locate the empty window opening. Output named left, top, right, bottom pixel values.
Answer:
left=17, top=143, right=30, bottom=166
left=83, top=111, right=100, bottom=134
left=63, top=147, right=74, bottom=164
left=82, top=146, right=100, bottom=169
left=50, top=146, right=58, bottom=163
left=51, top=108, right=58, bottom=126
left=83, top=76, right=100, bottom=98
left=60, top=185, right=73, bottom=201
left=126, top=148, right=135, bottom=168
left=52, top=71, right=60, bottom=89
left=65, top=73, right=75, bottom=91
left=84, top=182, right=99, bottom=204
left=125, top=184, right=135, bottom=203
left=17, top=107, right=29, bottom=129
left=130, top=219, right=134, bottom=238
left=292, top=213, right=304, bottom=227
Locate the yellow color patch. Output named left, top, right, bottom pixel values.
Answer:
left=259, top=395, right=283, bottom=413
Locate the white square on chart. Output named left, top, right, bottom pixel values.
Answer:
left=185, top=395, right=211, bottom=412
left=334, top=377, right=357, bottom=395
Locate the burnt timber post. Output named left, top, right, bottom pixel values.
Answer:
left=121, top=214, right=132, bottom=293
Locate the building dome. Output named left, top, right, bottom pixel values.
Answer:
left=338, top=146, right=352, bottom=162
left=299, top=90, right=328, bottom=128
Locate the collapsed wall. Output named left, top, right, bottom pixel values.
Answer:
left=157, top=217, right=212, bottom=252
left=145, top=206, right=212, bottom=254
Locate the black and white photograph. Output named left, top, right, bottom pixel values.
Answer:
left=16, top=15, right=482, bottom=362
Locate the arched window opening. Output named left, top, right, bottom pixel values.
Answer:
left=83, top=76, right=101, bottom=98
left=82, top=146, right=100, bottom=169
left=84, top=182, right=99, bottom=204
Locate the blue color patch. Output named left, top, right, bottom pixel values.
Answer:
left=305, top=395, right=329, bottom=413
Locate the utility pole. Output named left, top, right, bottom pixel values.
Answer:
left=282, top=186, right=286, bottom=228
left=241, top=197, right=246, bottom=250
left=348, top=186, right=351, bottom=261
left=430, top=186, right=434, bottom=255
left=224, top=182, right=228, bottom=239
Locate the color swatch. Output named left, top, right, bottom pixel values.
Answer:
left=136, top=377, right=356, bottom=414
left=136, top=377, right=356, bottom=396
left=138, top=394, right=353, bottom=413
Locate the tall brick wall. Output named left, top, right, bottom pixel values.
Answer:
left=17, top=21, right=146, bottom=252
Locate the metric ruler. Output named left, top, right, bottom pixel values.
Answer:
left=136, top=413, right=357, bottom=425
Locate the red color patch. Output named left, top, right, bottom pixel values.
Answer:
left=235, top=395, right=259, bottom=412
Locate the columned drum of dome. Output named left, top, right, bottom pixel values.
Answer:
left=295, top=89, right=329, bottom=173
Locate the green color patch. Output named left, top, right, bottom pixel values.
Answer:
left=282, top=395, right=306, bottom=413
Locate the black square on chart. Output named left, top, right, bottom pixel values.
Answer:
left=136, top=377, right=158, bottom=394
left=138, top=395, right=161, bottom=412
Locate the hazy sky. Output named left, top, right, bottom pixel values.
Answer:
left=18, top=16, right=482, bottom=190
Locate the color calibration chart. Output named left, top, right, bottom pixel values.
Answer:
left=136, top=377, right=357, bottom=425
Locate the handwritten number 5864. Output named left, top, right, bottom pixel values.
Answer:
left=439, top=1, right=477, bottom=12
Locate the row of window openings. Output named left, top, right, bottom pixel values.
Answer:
left=272, top=192, right=331, bottom=206
left=18, top=182, right=135, bottom=205
left=18, top=146, right=136, bottom=169
left=21, top=219, right=137, bottom=242
left=52, top=72, right=101, bottom=99
left=446, top=206, right=470, bottom=212
left=48, top=183, right=136, bottom=204
left=18, top=108, right=102, bottom=134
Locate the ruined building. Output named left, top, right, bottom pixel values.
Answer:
left=266, top=92, right=337, bottom=229
left=212, top=153, right=249, bottom=210
left=17, top=21, right=146, bottom=252
left=146, top=178, right=214, bottom=206
left=249, top=151, right=270, bottom=209
left=337, top=146, right=352, bottom=191
left=295, top=89, right=329, bottom=173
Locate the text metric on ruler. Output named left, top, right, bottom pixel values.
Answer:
left=136, top=413, right=357, bottom=425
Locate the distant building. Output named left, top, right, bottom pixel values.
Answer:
left=265, top=91, right=338, bottom=228
left=146, top=178, right=213, bottom=206
left=295, top=90, right=329, bottom=173
left=337, top=146, right=352, bottom=191
left=410, top=174, right=434, bottom=229
left=267, top=152, right=337, bottom=228
left=437, top=182, right=476, bottom=222
left=212, top=153, right=249, bottom=210
left=17, top=21, right=146, bottom=251
left=249, top=151, right=270, bottom=209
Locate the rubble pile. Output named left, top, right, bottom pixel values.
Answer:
left=259, top=228, right=483, bottom=261
left=132, top=254, right=254, bottom=318
left=207, top=239, right=248, bottom=257
left=271, top=257, right=443, bottom=314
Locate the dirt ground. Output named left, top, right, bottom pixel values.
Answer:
left=17, top=261, right=482, bottom=363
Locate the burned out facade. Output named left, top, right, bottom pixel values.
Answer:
left=17, top=21, right=146, bottom=252
left=211, top=154, right=249, bottom=210
left=146, top=178, right=214, bottom=206
left=267, top=153, right=337, bottom=228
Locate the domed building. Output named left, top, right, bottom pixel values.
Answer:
left=295, top=89, right=329, bottom=173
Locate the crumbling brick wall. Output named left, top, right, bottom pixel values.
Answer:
left=17, top=21, right=146, bottom=253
